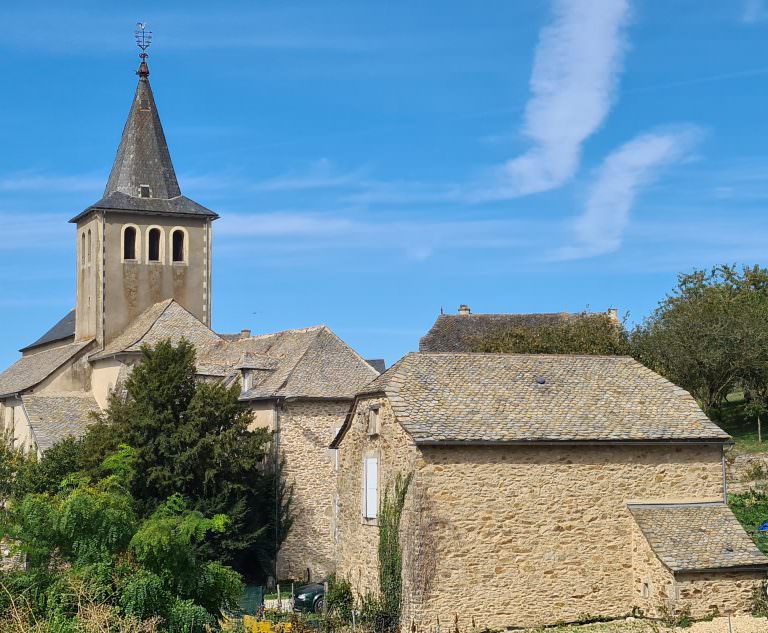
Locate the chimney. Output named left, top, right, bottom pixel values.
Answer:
left=458, top=304, right=471, bottom=316
left=606, top=308, right=618, bottom=321
left=240, top=328, right=251, bottom=339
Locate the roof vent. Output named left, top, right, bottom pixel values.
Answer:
left=536, top=376, right=546, bottom=385
left=458, top=304, right=471, bottom=315
left=139, top=185, right=151, bottom=198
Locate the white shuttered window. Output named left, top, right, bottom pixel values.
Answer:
left=364, top=456, right=378, bottom=519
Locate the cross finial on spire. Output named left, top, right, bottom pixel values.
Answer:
left=134, top=22, right=152, bottom=77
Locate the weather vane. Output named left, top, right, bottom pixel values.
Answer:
left=134, top=22, right=152, bottom=61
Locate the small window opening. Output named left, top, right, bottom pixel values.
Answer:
left=140, top=185, right=151, bottom=198
left=367, top=408, right=380, bottom=436
left=140, top=98, right=150, bottom=111
left=123, top=226, right=137, bottom=260
left=148, top=228, right=161, bottom=262
left=81, top=232, right=86, bottom=266
left=642, top=582, right=650, bottom=599
left=87, top=229, right=92, bottom=265
left=172, top=230, right=185, bottom=262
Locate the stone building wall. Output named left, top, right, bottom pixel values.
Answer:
left=630, top=518, right=675, bottom=617
left=335, top=396, right=421, bottom=595
left=674, top=571, right=765, bottom=617
left=277, top=399, right=353, bottom=582
left=410, top=443, right=724, bottom=629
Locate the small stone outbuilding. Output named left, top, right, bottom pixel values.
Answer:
left=332, top=352, right=768, bottom=629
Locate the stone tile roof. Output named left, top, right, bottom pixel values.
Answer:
left=0, top=341, right=92, bottom=398
left=419, top=312, right=578, bottom=352
left=19, top=309, right=76, bottom=353
left=91, top=300, right=222, bottom=360
left=356, top=353, right=730, bottom=444
left=628, top=503, right=768, bottom=572
left=200, top=326, right=380, bottom=400
left=22, top=393, right=99, bottom=453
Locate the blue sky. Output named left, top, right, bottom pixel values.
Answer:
left=1, top=0, right=767, bottom=368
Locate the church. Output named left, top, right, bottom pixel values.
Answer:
left=0, top=53, right=379, bottom=582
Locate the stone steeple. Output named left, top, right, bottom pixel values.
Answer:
left=103, top=60, right=182, bottom=200
left=72, top=53, right=216, bottom=347
left=70, top=60, right=217, bottom=223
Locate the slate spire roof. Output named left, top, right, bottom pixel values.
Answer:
left=70, top=60, right=217, bottom=223
left=104, top=60, right=181, bottom=200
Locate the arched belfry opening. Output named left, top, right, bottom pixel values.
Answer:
left=172, top=230, right=185, bottom=263
left=123, top=226, right=137, bottom=260
left=148, top=228, right=161, bottom=262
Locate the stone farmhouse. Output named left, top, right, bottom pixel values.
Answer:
left=332, top=353, right=768, bottom=628
left=419, top=304, right=620, bottom=352
left=0, top=57, right=378, bottom=582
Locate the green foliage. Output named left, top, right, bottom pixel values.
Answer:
left=632, top=265, right=768, bottom=412
left=376, top=472, right=412, bottom=633
left=13, top=436, right=86, bottom=500
left=0, top=435, right=32, bottom=509
left=325, top=574, right=353, bottom=622
left=84, top=339, right=289, bottom=579
left=752, top=583, right=768, bottom=617
left=167, top=599, right=216, bottom=633
left=729, top=488, right=768, bottom=554
left=1, top=447, right=242, bottom=631
left=471, top=312, right=630, bottom=356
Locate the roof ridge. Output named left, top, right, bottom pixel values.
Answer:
left=415, top=351, right=635, bottom=360
left=246, top=325, right=326, bottom=340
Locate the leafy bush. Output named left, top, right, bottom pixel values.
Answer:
left=729, top=488, right=768, bottom=554
left=326, top=574, right=353, bottom=622
left=471, top=312, right=630, bottom=356
left=1, top=446, right=242, bottom=631
left=167, top=599, right=215, bottom=633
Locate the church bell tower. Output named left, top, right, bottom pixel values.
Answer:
left=70, top=26, right=218, bottom=348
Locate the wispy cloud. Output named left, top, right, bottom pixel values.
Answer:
left=742, top=0, right=768, bottom=23
left=217, top=211, right=555, bottom=262
left=0, top=212, right=70, bottom=249
left=0, top=172, right=103, bottom=193
left=495, top=0, right=631, bottom=197
left=556, top=126, right=702, bottom=260
left=250, top=159, right=367, bottom=193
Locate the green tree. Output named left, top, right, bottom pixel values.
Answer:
left=84, top=338, right=290, bottom=580
left=632, top=265, right=768, bottom=412
left=471, top=312, right=630, bottom=355
left=2, top=446, right=242, bottom=631
left=0, top=437, right=28, bottom=508
left=13, top=436, right=85, bottom=500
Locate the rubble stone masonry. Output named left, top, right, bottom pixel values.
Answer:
left=335, top=399, right=730, bottom=629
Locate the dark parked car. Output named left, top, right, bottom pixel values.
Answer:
left=293, top=582, right=325, bottom=613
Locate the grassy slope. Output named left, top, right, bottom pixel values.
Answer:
left=712, top=392, right=767, bottom=454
